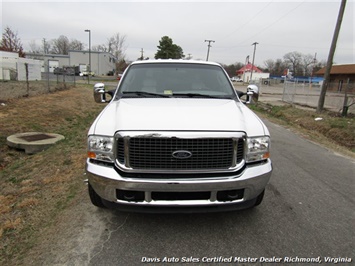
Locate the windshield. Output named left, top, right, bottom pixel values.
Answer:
left=117, top=63, right=236, bottom=99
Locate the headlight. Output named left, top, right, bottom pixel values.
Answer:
left=87, top=135, right=114, bottom=162
left=246, top=136, right=270, bottom=163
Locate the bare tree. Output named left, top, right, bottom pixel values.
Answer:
left=69, top=39, right=84, bottom=51
left=92, top=32, right=127, bottom=59
left=92, top=44, right=108, bottom=52
left=275, top=59, right=288, bottom=76
left=50, top=35, right=84, bottom=54
left=29, top=40, right=42, bottom=54
left=264, top=58, right=288, bottom=76
left=51, top=35, right=70, bottom=54
left=266, top=52, right=324, bottom=77
left=301, top=54, right=315, bottom=76
left=28, top=38, right=52, bottom=55
left=43, top=39, right=51, bottom=54
left=264, top=59, right=275, bottom=74
left=0, top=26, right=25, bottom=57
left=107, top=33, right=127, bottom=60
left=283, top=51, right=302, bottom=76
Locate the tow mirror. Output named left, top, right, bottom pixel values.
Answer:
left=246, top=85, right=259, bottom=104
left=94, top=83, right=107, bottom=103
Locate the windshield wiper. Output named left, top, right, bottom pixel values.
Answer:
left=121, top=91, right=171, bottom=98
left=172, top=93, right=230, bottom=99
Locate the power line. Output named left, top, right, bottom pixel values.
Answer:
left=220, top=1, right=274, bottom=41
left=232, top=1, right=306, bottom=47
left=202, top=2, right=307, bottom=53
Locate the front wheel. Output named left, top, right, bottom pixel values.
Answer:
left=88, top=183, right=106, bottom=208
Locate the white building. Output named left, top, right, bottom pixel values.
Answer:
left=0, top=51, right=42, bottom=81
left=243, top=72, right=270, bottom=84
left=26, top=50, right=117, bottom=76
left=69, top=50, right=116, bottom=76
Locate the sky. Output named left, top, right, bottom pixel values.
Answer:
left=1, top=0, right=354, bottom=67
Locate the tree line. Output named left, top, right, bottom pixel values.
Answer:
left=29, top=33, right=127, bottom=62
left=0, top=26, right=127, bottom=62
left=264, top=52, right=326, bottom=77
left=1, top=26, right=326, bottom=77
left=149, top=36, right=326, bottom=77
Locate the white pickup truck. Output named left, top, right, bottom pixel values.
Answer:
left=86, top=60, right=272, bottom=213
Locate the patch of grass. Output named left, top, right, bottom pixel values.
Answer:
left=328, top=118, right=349, bottom=129
left=0, top=85, right=104, bottom=265
left=251, top=103, right=355, bottom=153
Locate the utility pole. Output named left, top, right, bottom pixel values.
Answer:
left=43, top=38, right=50, bottom=92
left=205, top=40, right=215, bottom=61
left=242, top=55, right=249, bottom=82
left=85, top=29, right=91, bottom=84
left=250, top=42, right=258, bottom=82
left=42, top=38, right=47, bottom=54
left=317, top=0, right=347, bottom=113
left=140, top=48, right=144, bottom=60
left=310, top=52, right=317, bottom=89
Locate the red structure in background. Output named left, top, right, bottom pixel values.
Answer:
left=236, top=63, right=263, bottom=76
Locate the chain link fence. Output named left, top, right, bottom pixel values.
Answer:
left=42, top=71, right=88, bottom=85
left=247, top=78, right=355, bottom=115
left=280, top=80, right=354, bottom=114
left=1, top=71, right=118, bottom=101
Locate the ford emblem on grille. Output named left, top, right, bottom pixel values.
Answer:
left=172, top=150, right=192, bottom=159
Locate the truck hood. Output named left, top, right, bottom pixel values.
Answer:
left=90, top=98, right=269, bottom=136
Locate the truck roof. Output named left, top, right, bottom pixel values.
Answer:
left=130, top=59, right=221, bottom=67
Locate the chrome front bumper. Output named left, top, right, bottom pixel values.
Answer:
left=86, top=159, right=272, bottom=210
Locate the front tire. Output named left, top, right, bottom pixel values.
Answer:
left=88, top=183, right=106, bottom=208
left=253, top=189, right=265, bottom=207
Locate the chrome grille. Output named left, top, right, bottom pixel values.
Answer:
left=116, top=138, right=125, bottom=164
left=117, top=137, right=244, bottom=171
left=236, top=138, right=244, bottom=163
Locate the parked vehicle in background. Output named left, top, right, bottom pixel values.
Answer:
left=231, top=76, right=243, bottom=82
left=79, top=71, right=95, bottom=77
left=86, top=60, right=272, bottom=213
left=53, top=67, right=65, bottom=75
left=53, top=66, right=78, bottom=76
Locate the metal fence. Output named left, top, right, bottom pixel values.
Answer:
left=281, top=80, right=354, bottom=114
left=250, top=78, right=355, bottom=115
left=41, top=72, right=85, bottom=85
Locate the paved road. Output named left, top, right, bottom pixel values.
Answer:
left=33, top=119, right=354, bottom=266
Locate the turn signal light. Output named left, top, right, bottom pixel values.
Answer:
left=87, top=151, right=96, bottom=159
left=263, top=152, right=270, bottom=159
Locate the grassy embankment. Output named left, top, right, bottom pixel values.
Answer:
left=0, top=84, right=104, bottom=264
left=251, top=102, right=354, bottom=156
